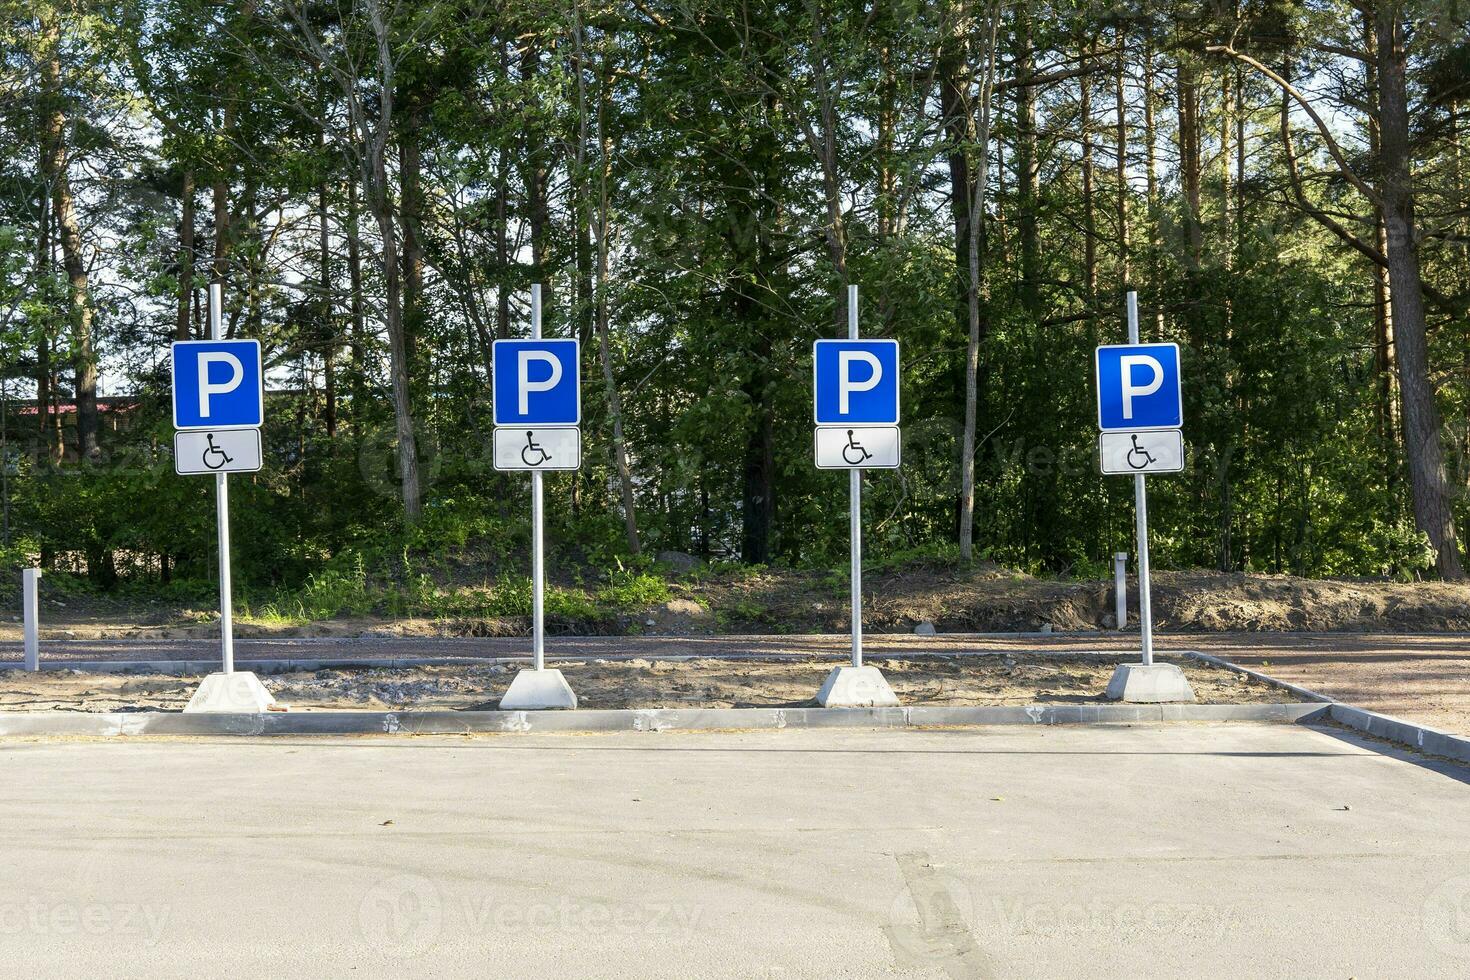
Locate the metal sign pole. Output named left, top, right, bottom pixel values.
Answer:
left=210, top=283, right=235, bottom=674
left=1126, top=291, right=1153, bottom=667
left=530, top=283, right=546, bottom=673
left=848, top=284, right=862, bottom=670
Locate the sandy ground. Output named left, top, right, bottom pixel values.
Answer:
left=0, top=654, right=1287, bottom=713
left=1184, top=633, right=1470, bottom=738
left=2, top=630, right=1464, bottom=734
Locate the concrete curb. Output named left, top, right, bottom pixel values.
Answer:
left=1183, top=651, right=1470, bottom=766
left=0, top=701, right=1328, bottom=738
left=1325, top=704, right=1470, bottom=765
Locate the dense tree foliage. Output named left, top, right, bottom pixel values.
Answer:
left=1, top=0, right=1467, bottom=596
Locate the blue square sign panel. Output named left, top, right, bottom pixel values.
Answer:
left=172, top=340, right=265, bottom=430
left=813, top=339, right=900, bottom=425
left=1095, top=342, right=1183, bottom=431
left=493, top=339, right=581, bottom=426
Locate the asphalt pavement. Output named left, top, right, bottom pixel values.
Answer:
left=2, top=723, right=1467, bottom=978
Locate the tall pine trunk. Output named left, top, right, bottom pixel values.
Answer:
left=1374, top=5, right=1463, bottom=578
left=176, top=169, right=194, bottom=340
left=38, top=5, right=99, bottom=461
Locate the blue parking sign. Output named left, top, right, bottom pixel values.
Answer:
left=172, top=340, right=265, bottom=430
left=813, top=339, right=900, bottom=425
left=1095, top=343, right=1182, bottom=431
left=493, top=339, right=581, bottom=426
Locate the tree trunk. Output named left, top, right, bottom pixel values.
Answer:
left=1080, top=37, right=1097, bottom=306
left=877, top=36, right=896, bottom=239
left=595, top=255, right=639, bottom=555
left=1374, top=5, right=1463, bottom=578
left=740, top=358, right=775, bottom=565
left=1177, top=59, right=1203, bottom=268
left=212, top=103, right=234, bottom=286
left=176, top=169, right=194, bottom=340
left=575, top=12, right=640, bottom=554
left=1015, top=6, right=1041, bottom=320
left=346, top=177, right=366, bottom=431
left=369, top=174, right=423, bottom=519
left=792, top=5, right=851, bottom=331
left=1361, top=18, right=1399, bottom=508
left=1114, top=30, right=1130, bottom=286
left=34, top=164, right=53, bottom=455
left=38, top=5, right=99, bottom=462
left=496, top=40, right=512, bottom=341
left=1142, top=39, right=1164, bottom=330
left=495, top=161, right=511, bottom=340
left=521, top=39, right=551, bottom=296
left=319, top=156, right=336, bottom=439
left=363, top=0, right=421, bottom=519
left=954, top=4, right=998, bottom=562
left=939, top=31, right=973, bottom=356
left=399, top=101, right=425, bottom=388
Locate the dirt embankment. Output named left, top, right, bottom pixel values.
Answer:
left=6, top=565, right=1470, bottom=641
left=668, top=565, right=1470, bottom=636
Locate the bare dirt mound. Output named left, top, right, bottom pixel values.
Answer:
left=7, top=563, right=1468, bottom=640
left=684, top=564, right=1470, bottom=635
left=1149, top=572, right=1470, bottom=632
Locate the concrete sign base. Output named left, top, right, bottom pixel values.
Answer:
left=184, top=672, right=276, bottom=713
left=816, top=665, right=899, bottom=707
left=1105, top=663, right=1196, bottom=704
left=499, top=668, right=578, bottom=710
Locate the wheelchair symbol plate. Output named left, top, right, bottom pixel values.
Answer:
left=174, top=429, right=263, bottom=475
left=814, top=426, right=900, bottom=470
left=493, top=426, right=581, bottom=471
left=1098, top=429, right=1184, bottom=475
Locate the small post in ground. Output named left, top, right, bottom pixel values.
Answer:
left=22, top=567, right=40, bottom=671
left=1112, top=552, right=1128, bottom=630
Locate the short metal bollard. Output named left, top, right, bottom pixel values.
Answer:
left=23, top=567, right=41, bottom=671
left=1113, top=552, right=1128, bottom=631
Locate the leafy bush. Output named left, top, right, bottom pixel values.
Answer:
left=1375, top=520, right=1437, bottom=581
left=595, top=570, right=671, bottom=609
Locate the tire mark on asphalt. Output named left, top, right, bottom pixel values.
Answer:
left=884, top=850, right=993, bottom=979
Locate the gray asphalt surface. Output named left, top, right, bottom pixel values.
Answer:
left=1, top=724, right=1467, bottom=978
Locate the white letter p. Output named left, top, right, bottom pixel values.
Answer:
left=518, top=351, right=562, bottom=415
left=198, top=352, right=244, bottom=419
left=1119, top=355, right=1163, bottom=419
left=838, top=351, right=882, bottom=415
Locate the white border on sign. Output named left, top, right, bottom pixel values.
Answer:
left=1093, top=342, right=1183, bottom=432
left=811, top=338, right=901, bottom=425
left=813, top=426, right=902, bottom=470
left=1096, top=430, right=1185, bottom=475
left=492, top=426, right=583, bottom=472
left=170, top=339, right=266, bottom=431
left=491, top=338, right=582, bottom=427
left=173, top=428, right=264, bottom=475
